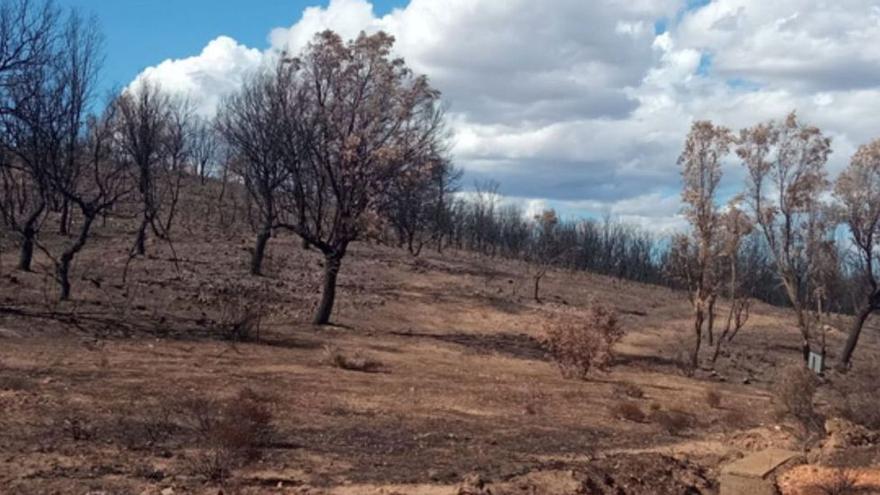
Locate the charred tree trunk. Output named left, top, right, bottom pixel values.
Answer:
left=18, top=204, right=45, bottom=272
left=313, top=252, right=343, bottom=325
left=134, top=217, right=148, bottom=256
left=706, top=297, right=716, bottom=346
left=59, top=199, right=70, bottom=235
left=691, top=305, right=704, bottom=372
left=57, top=211, right=96, bottom=301
left=250, top=223, right=272, bottom=276
left=839, top=304, right=873, bottom=368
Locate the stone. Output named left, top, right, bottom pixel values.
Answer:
left=720, top=448, right=803, bottom=495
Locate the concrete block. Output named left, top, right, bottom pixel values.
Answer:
left=720, top=448, right=803, bottom=495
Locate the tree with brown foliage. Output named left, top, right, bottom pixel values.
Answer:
left=737, top=111, right=832, bottom=362
left=278, top=31, right=447, bottom=325
left=677, top=120, right=733, bottom=370
left=835, top=139, right=880, bottom=367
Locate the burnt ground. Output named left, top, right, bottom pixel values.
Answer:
left=1, top=184, right=879, bottom=494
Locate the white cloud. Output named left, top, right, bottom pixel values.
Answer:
left=129, top=0, right=880, bottom=231
left=130, top=36, right=264, bottom=115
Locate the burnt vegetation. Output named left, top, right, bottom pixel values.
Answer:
left=2, top=1, right=880, bottom=493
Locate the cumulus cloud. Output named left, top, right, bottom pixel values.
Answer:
left=130, top=36, right=263, bottom=115
left=129, top=0, right=880, bottom=232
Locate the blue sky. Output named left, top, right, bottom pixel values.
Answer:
left=56, top=0, right=406, bottom=93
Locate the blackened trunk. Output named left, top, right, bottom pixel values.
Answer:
left=18, top=232, right=35, bottom=271
left=794, top=308, right=812, bottom=364
left=18, top=204, right=44, bottom=271
left=839, top=304, right=873, bottom=368
left=57, top=212, right=95, bottom=301
left=59, top=199, right=70, bottom=235
left=533, top=275, right=542, bottom=303
left=134, top=217, right=148, bottom=256
left=706, top=298, right=716, bottom=346
left=313, top=253, right=342, bottom=325
left=691, top=308, right=704, bottom=372
left=250, top=225, right=271, bottom=276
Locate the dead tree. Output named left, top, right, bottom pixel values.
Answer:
left=216, top=62, right=292, bottom=276
left=0, top=0, right=57, bottom=271
left=525, top=209, right=565, bottom=303
left=190, top=115, right=219, bottom=184
left=737, top=112, right=832, bottom=363
left=384, top=158, right=457, bottom=256
left=113, top=80, right=172, bottom=256
left=711, top=201, right=753, bottom=364
left=279, top=31, right=447, bottom=325
left=48, top=105, right=132, bottom=300
left=678, top=120, right=733, bottom=370
left=835, top=139, right=880, bottom=367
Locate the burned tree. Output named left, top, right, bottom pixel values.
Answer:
left=113, top=80, right=179, bottom=256
left=737, top=112, right=831, bottom=362
left=835, top=139, right=880, bottom=367
left=711, top=201, right=753, bottom=364
left=677, top=120, right=733, bottom=370
left=217, top=61, right=294, bottom=276
left=190, top=115, right=219, bottom=184
left=525, top=209, right=566, bottom=303
left=279, top=31, right=447, bottom=325
left=384, top=157, right=458, bottom=256
left=0, top=0, right=57, bottom=271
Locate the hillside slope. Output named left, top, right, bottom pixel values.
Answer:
left=1, top=209, right=879, bottom=494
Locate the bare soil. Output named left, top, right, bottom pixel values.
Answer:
left=1, top=193, right=879, bottom=494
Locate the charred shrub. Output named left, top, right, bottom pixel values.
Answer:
left=705, top=389, right=723, bottom=409
left=183, top=388, right=275, bottom=482
left=610, top=401, right=646, bottom=423
left=651, top=408, right=695, bottom=436
left=322, top=345, right=383, bottom=373
left=773, top=365, right=823, bottom=437
left=544, top=303, right=624, bottom=379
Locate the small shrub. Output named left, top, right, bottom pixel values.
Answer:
left=218, top=296, right=265, bottom=342
left=544, top=303, right=625, bottom=379
left=705, top=389, right=722, bottom=409
left=323, top=345, right=383, bottom=373
left=61, top=411, right=95, bottom=441
left=773, top=365, right=822, bottom=435
left=841, top=392, right=880, bottom=431
left=651, top=408, right=695, bottom=436
left=722, top=409, right=750, bottom=429
left=813, top=468, right=860, bottom=495
left=614, top=382, right=644, bottom=399
left=199, top=284, right=268, bottom=342
left=110, top=401, right=179, bottom=450
left=185, top=388, right=275, bottom=482
left=610, top=401, right=645, bottom=423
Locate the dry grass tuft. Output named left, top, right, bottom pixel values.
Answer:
left=610, top=401, right=645, bottom=423
left=614, top=382, right=644, bottom=399
left=705, top=388, right=722, bottom=409
left=650, top=408, right=695, bottom=436
left=323, top=345, right=383, bottom=373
